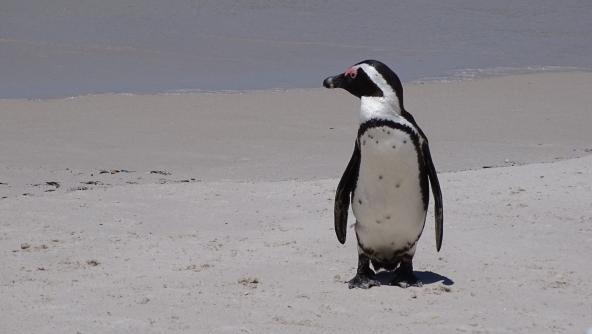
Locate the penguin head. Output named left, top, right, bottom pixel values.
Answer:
left=323, top=60, right=404, bottom=111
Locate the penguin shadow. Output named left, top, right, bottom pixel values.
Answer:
left=373, top=270, right=454, bottom=287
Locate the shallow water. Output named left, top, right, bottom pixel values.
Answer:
left=1, top=0, right=591, bottom=98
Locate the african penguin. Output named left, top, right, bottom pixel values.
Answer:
left=323, top=60, right=443, bottom=289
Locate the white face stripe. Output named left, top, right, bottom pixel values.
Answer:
left=347, top=62, right=407, bottom=125
left=357, top=64, right=402, bottom=120
left=357, top=63, right=396, bottom=97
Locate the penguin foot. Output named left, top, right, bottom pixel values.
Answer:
left=347, top=274, right=381, bottom=289
left=390, top=256, right=422, bottom=288
left=390, top=271, right=422, bottom=288
left=391, top=277, right=423, bottom=288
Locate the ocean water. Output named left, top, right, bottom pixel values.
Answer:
left=1, top=0, right=591, bottom=99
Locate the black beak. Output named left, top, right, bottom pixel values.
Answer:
left=323, top=73, right=344, bottom=89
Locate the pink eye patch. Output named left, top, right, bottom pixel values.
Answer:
left=344, top=67, right=358, bottom=78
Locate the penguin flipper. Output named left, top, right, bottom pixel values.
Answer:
left=334, top=142, right=361, bottom=244
left=422, top=141, right=443, bottom=251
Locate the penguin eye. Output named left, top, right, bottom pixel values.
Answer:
left=345, top=67, right=358, bottom=79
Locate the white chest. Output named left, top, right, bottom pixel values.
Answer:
left=352, top=125, right=427, bottom=254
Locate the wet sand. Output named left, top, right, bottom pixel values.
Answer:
left=1, top=71, right=591, bottom=198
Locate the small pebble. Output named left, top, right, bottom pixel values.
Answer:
left=86, top=260, right=100, bottom=267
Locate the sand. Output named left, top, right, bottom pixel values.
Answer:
left=1, top=72, right=592, bottom=333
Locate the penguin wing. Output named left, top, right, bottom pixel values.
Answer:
left=422, top=141, right=443, bottom=251
left=334, top=141, right=361, bottom=244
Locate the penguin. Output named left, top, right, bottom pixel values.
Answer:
left=323, top=60, right=443, bottom=289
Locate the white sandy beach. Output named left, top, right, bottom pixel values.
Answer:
left=1, top=72, right=592, bottom=333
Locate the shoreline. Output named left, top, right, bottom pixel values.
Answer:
left=3, top=66, right=590, bottom=102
